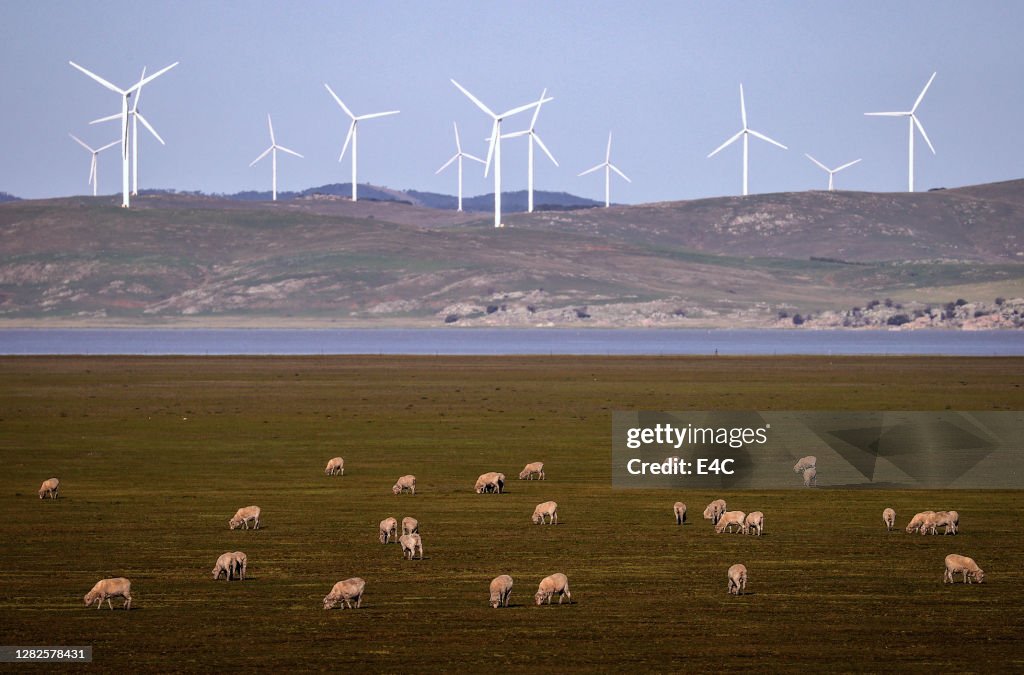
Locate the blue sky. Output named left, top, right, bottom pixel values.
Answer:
left=1, top=1, right=1021, bottom=203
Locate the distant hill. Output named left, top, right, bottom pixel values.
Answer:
left=2, top=180, right=1022, bottom=327
left=0, top=192, right=20, bottom=203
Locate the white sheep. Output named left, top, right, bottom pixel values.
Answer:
left=906, top=511, right=936, bottom=534
left=392, top=475, right=416, bottom=495
left=945, top=510, right=960, bottom=535
left=534, top=573, right=572, bottom=605
left=325, top=457, right=345, bottom=476
left=882, top=508, right=896, bottom=531
left=489, top=574, right=514, bottom=608
left=802, top=466, right=817, bottom=487
left=944, top=554, right=984, bottom=584
left=703, top=499, right=727, bottom=525
left=402, top=516, right=419, bottom=536
left=674, top=502, right=687, bottom=525
left=532, top=501, right=558, bottom=525
left=379, top=517, right=398, bottom=544
left=232, top=551, right=248, bottom=580
left=715, top=510, right=746, bottom=534
left=519, top=462, right=545, bottom=480
left=793, top=455, right=817, bottom=473
left=212, top=552, right=236, bottom=580
left=743, top=511, right=764, bottom=536
left=323, top=577, right=366, bottom=610
left=728, top=564, right=748, bottom=595
left=228, top=505, right=261, bottom=530
left=920, top=511, right=959, bottom=536
left=474, top=471, right=505, bottom=494
left=84, top=577, right=132, bottom=610
left=399, top=533, right=423, bottom=560
left=38, top=477, right=60, bottom=500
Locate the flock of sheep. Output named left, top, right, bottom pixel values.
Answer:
left=44, top=451, right=986, bottom=611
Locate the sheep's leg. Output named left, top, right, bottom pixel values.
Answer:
left=106, top=597, right=113, bottom=610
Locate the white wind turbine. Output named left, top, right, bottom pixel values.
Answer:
left=69, top=133, right=120, bottom=197
left=90, top=66, right=167, bottom=196
left=500, top=88, right=558, bottom=213
left=707, top=84, right=787, bottom=196
left=450, top=79, right=552, bottom=228
left=865, top=72, right=937, bottom=192
left=249, top=114, right=303, bottom=201
left=324, top=84, right=399, bottom=202
left=68, top=61, right=178, bottom=208
left=578, top=132, right=631, bottom=208
left=804, top=154, right=862, bottom=191
left=435, top=122, right=485, bottom=212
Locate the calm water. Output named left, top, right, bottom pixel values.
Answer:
left=0, top=329, right=1020, bottom=356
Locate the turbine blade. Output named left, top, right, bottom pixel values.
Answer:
left=267, top=114, right=276, bottom=145
left=250, top=146, right=272, bottom=166
left=277, top=145, right=303, bottom=158
left=324, top=83, right=356, bottom=119
left=748, top=129, right=787, bottom=150
left=913, top=116, right=936, bottom=154
left=463, top=152, right=486, bottom=164
left=834, top=158, right=862, bottom=172
left=136, top=112, right=165, bottom=144
left=864, top=111, right=908, bottom=117
left=339, top=121, right=355, bottom=161
left=356, top=110, right=400, bottom=121
left=498, top=97, right=553, bottom=119
left=911, top=71, right=937, bottom=113
left=97, top=139, right=121, bottom=152
left=707, top=130, right=744, bottom=158
left=89, top=112, right=122, bottom=125
left=500, top=129, right=530, bottom=139
left=610, top=164, right=631, bottom=182
left=88, top=156, right=97, bottom=185
left=534, top=133, right=558, bottom=166
left=69, top=61, right=125, bottom=94
left=739, top=83, right=747, bottom=128
left=451, top=79, right=496, bottom=118
left=128, top=61, right=178, bottom=93
left=483, top=120, right=498, bottom=176
left=132, top=66, right=147, bottom=112
left=804, top=153, right=829, bottom=172
left=436, top=154, right=458, bottom=174
left=453, top=121, right=462, bottom=152
left=578, top=163, right=604, bottom=177
left=606, top=132, right=612, bottom=162
left=529, top=88, right=547, bottom=130
left=69, top=133, right=93, bottom=152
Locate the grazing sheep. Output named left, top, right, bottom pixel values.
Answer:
left=802, top=467, right=817, bottom=487
left=793, top=455, right=817, bottom=473
left=531, top=500, right=558, bottom=525
left=379, top=517, right=398, bottom=544
left=38, top=478, right=60, bottom=500
left=232, top=551, right=248, bottom=580
left=945, top=510, right=960, bottom=535
left=703, top=499, right=727, bottom=525
left=323, top=577, right=366, bottom=610
left=83, top=577, right=132, bottom=610
left=474, top=471, right=505, bottom=494
left=228, top=506, right=261, bottom=530
left=402, top=516, right=419, bottom=536
left=944, top=554, right=984, bottom=584
left=728, top=564, right=748, bottom=595
left=399, top=533, right=423, bottom=560
left=519, top=462, right=545, bottom=480
left=489, top=574, right=514, bottom=608
left=906, top=511, right=936, bottom=534
left=743, top=511, right=765, bottom=536
left=534, top=573, right=572, bottom=605
left=212, top=552, right=236, bottom=580
left=882, top=508, right=896, bottom=531
left=674, top=502, right=687, bottom=525
left=324, top=457, right=345, bottom=476
left=715, top=510, right=746, bottom=534
left=920, top=511, right=959, bottom=536
left=392, top=475, right=416, bottom=495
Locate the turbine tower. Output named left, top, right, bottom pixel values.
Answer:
left=324, top=84, right=399, bottom=202
left=249, top=114, right=303, bottom=201
left=865, top=72, right=937, bottom=192
left=707, top=84, right=787, bottom=196
left=501, top=88, right=558, bottom=213
left=578, top=132, right=631, bottom=208
left=90, top=66, right=168, bottom=196
left=450, top=79, right=552, bottom=228
left=68, top=60, right=178, bottom=208
left=435, top=122, right=485, bottom=212
left=69, top=133, right=119, bottom=197
left=804, top=154, right=862, bottom=191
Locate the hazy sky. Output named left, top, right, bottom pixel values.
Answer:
left=2, top=2, right=1021, bottom=203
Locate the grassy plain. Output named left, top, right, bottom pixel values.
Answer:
left=1, top=356, right=1022, bottom=672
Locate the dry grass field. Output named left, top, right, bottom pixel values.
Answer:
left=1, top=355, right=1022, bottom=671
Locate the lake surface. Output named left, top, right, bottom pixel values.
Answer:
left=0, top=329, right=1020, bottom=356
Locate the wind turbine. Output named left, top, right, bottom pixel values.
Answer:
left=500, top=88, right=558, bottom=213
left=249, top=114, right=303, bottom=201
left=324, top=84, right=399, bottom=202
left=707, top=84, right=787, bottom=196
left=90, top=66, right=167, bottom=196
left=804, top=154, right=862, bottom=191
left=578, top=132, right=631, bottom=208
left=450, top=79, right=552, bottom=228
left=435, top=122, right=485, bottom=212
left=68, top=61, right=178, bottom=208
left=865, top=72, right=937, bottom=192
left=69, top=133, right=119, bottom=197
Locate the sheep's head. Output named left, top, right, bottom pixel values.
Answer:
left=532, top=512, right=542, bottom=524
left=323, top=595, right=338, bottom=610
left=83, top=592, right=96, bottom=606
left=392, top=484, right=402, bottom=495
left=973, top=569, right=985, bottom=583
left=229, top=519, right=239, bottom=530
left=534, top=591, right=549, bottom=606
